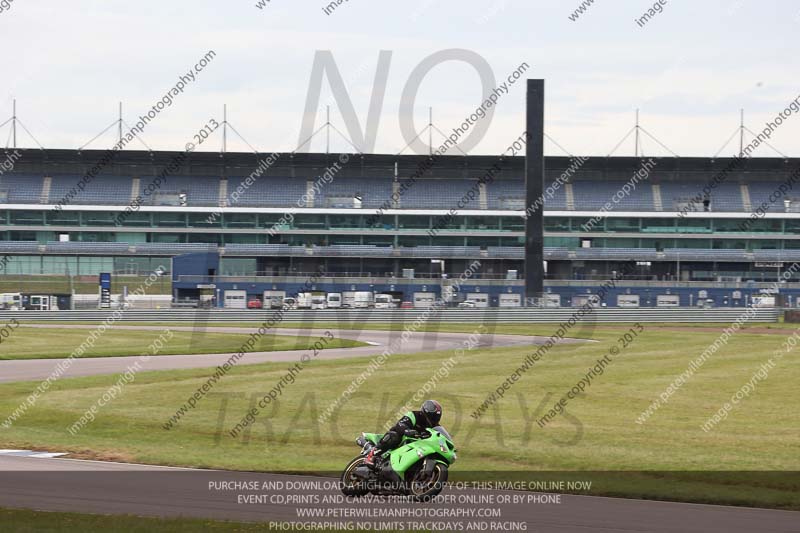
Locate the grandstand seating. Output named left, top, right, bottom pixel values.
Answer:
left=574, top=247, right=660, bottom=260
left=1, top=241, right=779, bottom=263
left=318, top=244, right=391, bottom=256
left=0, top=241, right=41, bottom=253
left=45, top=242, right=130, bottom=254
left=0, top=174, right=44, bottom=203
left=134, top=243, right=219, bottom=253
left=1, top=173, right=780, bottom=213
left=747, top=182, right=797, bottom=212
left=315, top=177, right=393, bottom=208
left=659, top=182, right=744, bottom=212
left=49, top=175, right=133, bottom=205
left=226, top=176, right=308, bottom=207
left=663, top=248, right=749, bottom=261
left=487, top=246, right=525, bottom=259
left=571, top=181, right=655, bottom=211
left=398, top=179, right=479, bottom=209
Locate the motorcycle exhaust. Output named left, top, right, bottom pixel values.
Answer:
left=352, top=466, right=371, bottom=480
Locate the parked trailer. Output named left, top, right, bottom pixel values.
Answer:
left=311, top=293, right=328, bottom=310
left=342, top=291, right=356, bottom=308
left=354, top=291, right=374, bottom=308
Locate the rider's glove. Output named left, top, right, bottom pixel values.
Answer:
left=404, top=429, right=421, bottom=438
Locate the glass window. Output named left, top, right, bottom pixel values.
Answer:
left=10, top=210, right=44, bottom=225
left=329, top=215, right=361, bottom=229
left=153, top=213, right=186, bottom=227
left=42, top=256, right=80, bottom=275
left=363, top=235, right=394, bottom=246
left=46, top=211, right=79, bottom=226
left=500, top=217, right=524, bottom=231
left=641, top=218, right=675, bottom=233
left=570, top=217, right=602, bottom=232
left=220, top=258, right=257, bottom=276
left=466, top=216, right=499, bottom=230
left=398, top=216, right=430, bottom=230
left=83, top=212, right=117, bottom=227
left=223, top=213, right=256, bottom=229
left=224, top=233, right=261, bottom=245
left=466, top=236, right=499, bottom=247
left=543, top=217, right=569, bottom=232
left=117, top=212, right=151, bottom=227
left=397, top=235, right=430, bottom=247
left=189, top=212, right=223, bottom=228
left=293, top=214, right=326, bottom=229
left=712, top=239, right=746, bottom=250
left=151, top=233, right=184, bottom=243
left=606, top=218, right=639, bottom=232
left=677, top=218, right=711, bottom=233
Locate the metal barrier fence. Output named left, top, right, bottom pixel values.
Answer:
left=0, top=308, right=781, bottom=323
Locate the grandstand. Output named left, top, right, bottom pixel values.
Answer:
left=1, top=148, right=800, bottom=308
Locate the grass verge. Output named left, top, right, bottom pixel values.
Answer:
left=0, top=328, right=365, bottom=359
left=0, top=323, right=797, bottom=509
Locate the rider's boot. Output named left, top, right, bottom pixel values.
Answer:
left=364, top=448, right=376, bottom=466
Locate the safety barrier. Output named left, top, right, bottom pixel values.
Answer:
left=0, top=307, right=781, bottom=323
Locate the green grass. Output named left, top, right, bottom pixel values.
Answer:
left=0, top=328, right=365, bottom=359
left=0, top=508, right=316, bottom=532
left=0, top=323, right=798, bottom=509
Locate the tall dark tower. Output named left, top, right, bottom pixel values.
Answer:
left=524, top=79, right=545, bottom=301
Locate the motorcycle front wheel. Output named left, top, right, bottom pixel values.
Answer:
left=405, top=462, right=449, bottom=501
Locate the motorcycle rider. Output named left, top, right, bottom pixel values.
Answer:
left=364, top=400, right=442, bottom=466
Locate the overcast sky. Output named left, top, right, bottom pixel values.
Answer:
left=0, top=0, right=797, bottom=157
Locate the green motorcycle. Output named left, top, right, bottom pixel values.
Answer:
left=340, top=425, right=457, bottom=501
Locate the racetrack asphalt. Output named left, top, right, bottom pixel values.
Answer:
left=0, top=324, right=590, bottom=383
left=0, top=455, right=797, bottom=532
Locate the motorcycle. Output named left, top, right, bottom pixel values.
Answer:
left=340, top=425, right=457, bottom=501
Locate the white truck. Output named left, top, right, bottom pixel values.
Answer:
left=311, top=293, right=328, bottom=310
left=297, top=292, right=313, bottom=309
left=354, top=291, right=374, bottom=308
left=327, top=292, right=342, bottom=308
left=374, top=294, right=397, bottom=309
left=341, top=291, right=356, bottom=308
left=0, top=292, right=22, bottom=310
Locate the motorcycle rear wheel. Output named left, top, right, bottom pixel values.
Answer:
left=340, top=456, right=371, bottom=497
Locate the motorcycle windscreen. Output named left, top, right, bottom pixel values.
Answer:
left=433, top=425, right=454, bottom=442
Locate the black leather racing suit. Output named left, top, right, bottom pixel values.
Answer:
left=373, top=410, right=430, bottom=454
